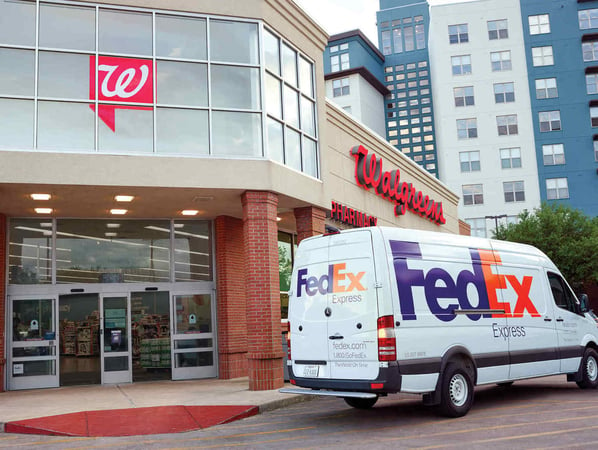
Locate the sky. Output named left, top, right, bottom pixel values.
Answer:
left=294, top=0, right=476, bottom=46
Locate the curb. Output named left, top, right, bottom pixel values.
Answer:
left=258, top=393, right=316, bottom=413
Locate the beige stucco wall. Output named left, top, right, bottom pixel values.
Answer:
left=323, top=100, right=461, bottom=234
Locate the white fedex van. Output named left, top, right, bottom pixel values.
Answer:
left=280, top=227, right=598, bottom=417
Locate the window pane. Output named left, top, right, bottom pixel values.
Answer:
left=174, top=222, right=212, bottom=281
left=264, top=29, right=280, bottom=75
left=0, top=48, right=34, bottom=96
left=283, top=85, right=300, bottom=128
left=156, top=108, right=208, bottom=155
left=99, top=107, right=153, bottom=153
left=267, top=118, right=284, bottom=163
left=285, top=128, right=301, bottom=171
left=0, top=99, right=33, bottom=148
left=38, top=52, right=90, bottom=100
left=282, top=43, right=298, bottom=86
left=299, top=56, right=313, bottom=97
left=157, top=61, right=207, bottom=107
left=211, top=65, right=260, bottom=110
left=212, top=111, right=262, bottom=157
left=156, top=15, right=206, bottom=60
left=0, top=0, right=36, bottom=46
left=40, top=3, right=95, bottom=51
left=38, top=101, right=94, bottom=150
left=302, top=137, right=318, bottom=177
left=99, top=9, right=153, bottom=56
left=8, top=219, right=53, bottom=284
left=56, top=220, right=171, bottom=283
left=265, top=73, right=282, bottom=118
left=301, top=96, right=315, bottom=136
left=210, top=20, right=258, bottom=64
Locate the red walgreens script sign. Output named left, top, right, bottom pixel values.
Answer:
left=89, top=56, right=153, bottom=132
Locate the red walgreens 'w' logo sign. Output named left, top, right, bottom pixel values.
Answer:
left=89, top=56, right=153, bottom=132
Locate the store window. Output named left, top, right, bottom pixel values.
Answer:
left=278, top=232, right=296, bottom=319
left=0, top=3, right=318, bottom=178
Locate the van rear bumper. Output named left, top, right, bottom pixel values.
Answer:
left=288, top=362, right=401, bottom=394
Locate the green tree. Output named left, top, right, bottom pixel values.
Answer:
left=493, top=203, right=598, bottom=291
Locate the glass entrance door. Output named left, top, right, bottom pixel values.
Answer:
left=8, top=296, right=59, bottom=390
left=172, top=293, right=217, bottom=380
left=58, top=293, right=101, bottom=386
left=101, top=294, right=131, bottom=384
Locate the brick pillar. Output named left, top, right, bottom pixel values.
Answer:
left=242, top=191, right=284, bottom=390
left=0, top=214, right=6, bottom=392
left=215, top=216, right=248, bottom=379
left=294, top=206, right=326, bottom=244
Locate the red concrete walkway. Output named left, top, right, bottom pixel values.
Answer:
left=4, top=405, right=259, bottom=437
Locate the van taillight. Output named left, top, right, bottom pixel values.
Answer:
left=377, top=315, right=396, bottom=361
left=286, top=328, right=291, bottom=360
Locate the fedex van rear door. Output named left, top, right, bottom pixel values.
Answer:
left=289, top=229, right=380, bottom=381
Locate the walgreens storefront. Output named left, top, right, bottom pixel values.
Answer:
left=0, top=0, right=460, bottom=391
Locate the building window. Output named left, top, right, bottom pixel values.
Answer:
left=494, top=82, right=515, bottom=103
left=591, top=107, right=598, bottom=127
left=491, top=51, right=511, bottom=71
left=542, top=144, right=565, bottom=165
left=382, top=30, right=391, bottom=55
left=404, top=26, right=414, bottom=51
left=539, top=111, right=561, bottom=132
left=340, top=53, right=349, bottom=70
left=332, top=78, right=349, bottom=97
left=392, top=28, right=403, bottom=54
left=459, top=150, right=480, bottom=172
left=536, top=78, right=558, bottom=99
left=452, top=55, right=472, bottom=75
left=529, top=14, right=550, bottom=35
left=462, top=184, right=484, bottom=205
left=449, top=24, right=468, bottom=44
left=579, top=9, right=598, bottom=30
left=584, top=41, right=598, bottom=62
left=532, top=46, right=554, bottom=66
left=457, top=118, right=477, bottom=139
left=330, top=54, right=339, bottom=72
left=587, top=74, right=598, bottom=94
left=488, top=19, right=508, bottom=40
left=497, top=115, right=518, bottom=136
left=546, top=178, right=569, bottom=200
left=503, top=181, right=525, bottom=203
left=454, top=86, right=474, bottom=106
left=594, top=139, right=598, bottom=161
left=415, top=24, right=425, bottom=49
left=500, top=147, right=521, bottom=169
left=466, top=218, right=487, bottom=237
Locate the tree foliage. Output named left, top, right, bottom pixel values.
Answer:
left=493, top=203, right=598, bottom=290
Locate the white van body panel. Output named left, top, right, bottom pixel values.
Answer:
left=287, top=226, right=598, bottom=403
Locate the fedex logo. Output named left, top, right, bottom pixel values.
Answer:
left=296, top=263, right=366, bottom=297
left=391, top=241, right=540, bottom=322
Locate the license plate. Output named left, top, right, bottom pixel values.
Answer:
left=302, top=365, right=320, bottom=378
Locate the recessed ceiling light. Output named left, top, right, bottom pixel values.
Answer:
left=31, top=193, right=51, bottom=201
left=106, top=223, right=121, bottom=228
left=110, top=209, right=127, bottom=215
left=105, top=232, right=118, bottom=237
left=115, top=195, right=134, bottom=202
left=35, top=208, right=53, bottom=214
left=181, top=209, right=199, bottom=216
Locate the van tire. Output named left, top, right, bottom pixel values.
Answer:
left=576, top=348, right=598, bottom=389
left=438, top=362, right=474, bottom=417
left=344, top=396, right=378, bottom=409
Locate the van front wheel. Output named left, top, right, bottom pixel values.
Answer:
left=344, top=396, right=378, bottom=409
left=577, top=348, right=598, bottom=389
left=438, top=363, right=474, bottom=417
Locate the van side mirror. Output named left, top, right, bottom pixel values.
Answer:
left=579, top=294, right=590, bottom=313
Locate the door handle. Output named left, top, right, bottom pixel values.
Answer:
left=544, top=317, right=552, bottom=322
left=556, top=318, right=564, bottom=322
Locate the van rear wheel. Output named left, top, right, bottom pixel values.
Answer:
left=344, top=396, right=378, bottom=409
left=577, top=348, right=598, bottom=389
left=438, top=362, right=474, bottom=417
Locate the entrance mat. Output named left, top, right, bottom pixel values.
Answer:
left=4, top=405, right=259, bottom=437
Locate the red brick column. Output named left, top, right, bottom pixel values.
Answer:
left=242, top=191, right=284, bottom=390
left=0, top=214, right=6, bottom=392
left=215, top=216, right=248, bottom=379
left=294, top=206, right=326, bottom=244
